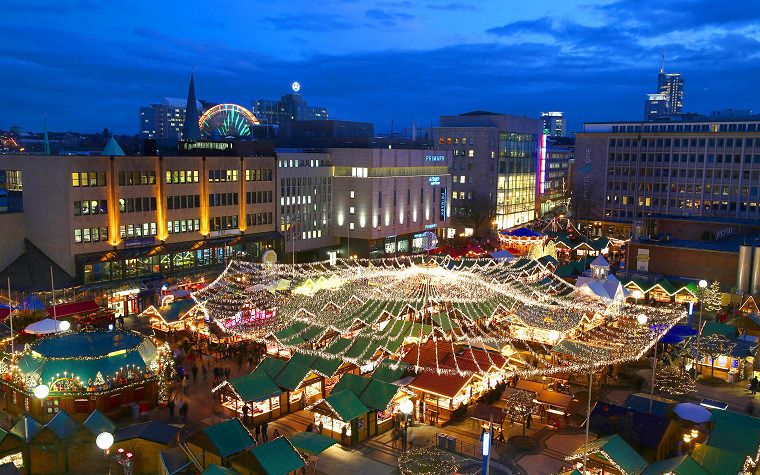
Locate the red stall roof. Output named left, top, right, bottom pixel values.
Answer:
left=46, top=300, right=100, bottom=318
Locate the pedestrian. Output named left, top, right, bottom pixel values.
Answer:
left=753, top=376, right=759, bottom=395
left=254, top=424, right=261, bottom=443
left=262, top=421, right=268, bottom=442
left=191, top=364, right=198, bottom=383
left=242, top=405, right=249, bottom=426
left=179, top=400, right=189, bottom=423
left=225, top=367, right=231, bottom=381
left=272, top=428, right=280, bottom=439
left=168, top=398, right=175, bottom=419
left=202, top=364, right=208, bottom=383
left=182, top=375, right=189, bottom=395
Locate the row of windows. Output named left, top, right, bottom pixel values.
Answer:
left=610, top=137, right=760, bottom=148
left=120, top=223, right=157, bottom=238
left=246, top=190, right=273, bottom=204
left=168, top=219, right=200, bottom=234
left=167, top=195, right=200, bottom=210
left=606, top=197, right=760, bottom=213
left=72, top=172, right=106, bottom=187
left=209, top=215, right=238, bottom=231
left=245, top=169, right=273, bottom=181
left=281, top=176, right=330, bottom=187
left=209, top=169, right=238, bottom=182
left=246, top=212, right=274, bottom=227
left=609, top=152, right=760, bottom=164
left=118, top=171, right=156, bottom=186
left=74, top=200, right=107, bottom=216
left=610, top=123, right=760, bottom=133
left=607, top=167, right=760, bottom=180
left=439, top=137, right=475, bottom=145
left=209, top=193, right=238, bottom=207
left=120, top=197, right=157, bottom=213
left=166, top=170, right=200, bottom=184
left=608, top=181, right=760, bottom=197
left=378, top=188, right=434, bottom=207
left=278, top=159, right=329, bottom=168
left=74, top=227, right=108, bottom=243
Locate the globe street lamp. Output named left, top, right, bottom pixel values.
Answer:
left=33, top=384, right=49, bottom=399
left=96, top=431, right=114, bottom=460
left=59, top=320, right=71, bottom=332
left=696, top=280, right=708, bottom=378
left=399, top=398, right=413, bottom=451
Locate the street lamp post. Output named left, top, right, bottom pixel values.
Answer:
left=96, top=431, right=114, bottom=459
left=635, top=313, right=659, bottom=414
left=696, top=279, right=708, bottom=378
left=399, top=398, right=413, bottom=451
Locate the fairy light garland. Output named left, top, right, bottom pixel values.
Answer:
left=191, top=256, right=685, bottom=379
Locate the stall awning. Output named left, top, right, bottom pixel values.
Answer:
left=314, top=389, right=368, bottom=422
left=156, top=299, right=197, bottom=324
left=226, top=371, right=283, bottom=403
left=289, top=431, right=337, bottom=454
left=46, top=300, right=99, bottom=318
left=470, top=403, right=506, bottom=425
left=249, top=437, right=305, bottom=475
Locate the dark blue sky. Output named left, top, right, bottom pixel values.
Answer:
left=2, top=0, right=759, bottom=134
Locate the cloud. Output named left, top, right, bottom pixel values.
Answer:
left=365, top=8, right=415, bottom=27
left=266, top=13, right=353, bottom=32
left=426, top=2, right=477, bottom=11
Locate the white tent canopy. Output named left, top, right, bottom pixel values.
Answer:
left=25, top=319, right=66, bottom=335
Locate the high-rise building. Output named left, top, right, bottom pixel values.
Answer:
left=658, top=69, right=684, bottom=115
left=541, top=112, right=567, bottom=137
left=139, top=97, right=203, bottom=142
left=252, top=87, right=329, bottom=126
left=540, top=137, right=574, bottom=215
left=434, top=111, right=541, bottom=232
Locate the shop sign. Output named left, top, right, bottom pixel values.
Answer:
left=428, top=176, right=441, bottom=186
left=716, top=227, right=734, bottom=240
left=425, top=155, right=446, bottom=162
left=440, top=187, right=448, bottom=221
left=208, top=229, right=241, bottom=238
left=124, top=237, right=155, bottom=248
left=424, top=223, right=437, bottom=229
left=113, top=288, right=140, bottom=297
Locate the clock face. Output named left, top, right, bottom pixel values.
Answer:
left=292, top=81, right=301, bottom=93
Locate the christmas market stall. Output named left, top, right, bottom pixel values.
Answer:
left=212, top=357, right=286, bottom=425
left=307, top=389, right=369, bottom=446
left=185, top=418, right=255, bottom=469
left=1, top=331, right=165, bottom=420
left=193, top=256, right=684, bottom=418
left=141, top=299, right=201, bottom=334
left=565, top=434, right=648, bottom=475
left=696, top=322, right=757, bottom=382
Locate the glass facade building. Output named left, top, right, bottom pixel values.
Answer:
left=496, top=132, right=538, bottom=229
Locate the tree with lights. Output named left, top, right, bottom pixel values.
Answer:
left=503, top=390, right=537, bottom=437
left=398, top=445, right=458, bottom=475
left=654, top=364, right=696, bottom=396
left=697, top=333, right=735, bottom=379
left=702, top=281, right=723, bottom=314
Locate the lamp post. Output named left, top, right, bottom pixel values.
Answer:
left=695, top=279, right=708, bottom=377
left=399, top=398, right=413, bottom=451
left=96, top=431, right=114, bottom=459
left=636, top=313, right=658, bottom=414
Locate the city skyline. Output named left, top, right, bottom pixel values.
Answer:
left=2, top=0, right=759, bottom=134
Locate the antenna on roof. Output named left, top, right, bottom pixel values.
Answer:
left=43, top=113, right=50, bottom=156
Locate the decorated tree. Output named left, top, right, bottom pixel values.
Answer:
left=503, top=389, right=537, bottom=437
left=702, top=281, right=722, bottom=314
left=697, top=333, right=736, bottom=379
left=654, top=364, right=696, bottom=396
left=399, top=445, right=458, bottom=475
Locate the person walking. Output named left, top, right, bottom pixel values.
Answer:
left=262, top=421, right=268, bottom=442
left=254, top=424, right=261, bottom=443
left=752, top=375, right=759, bottom=395
left=182, top=375, right=189, bottom=395
left=179, top=399, right=189, bottom=423
left=272, top=428, right=280, bottom=439
left=191, top=364, right=198, bottom=383
left=242, top=405, right=249, bottom=426
left=168, top=398, right=176, bottom=420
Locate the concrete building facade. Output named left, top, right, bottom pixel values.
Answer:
left=434, top=112, right=542, bottom=233
left=329, top=148, right=451, bottom=257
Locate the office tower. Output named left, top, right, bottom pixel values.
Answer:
left=541, top=112, right=567, bottom=137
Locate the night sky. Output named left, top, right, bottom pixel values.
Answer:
left=2, top=0, right=759, bottom=134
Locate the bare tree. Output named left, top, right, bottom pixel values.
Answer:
left=457, top=192, right=496, bottom=238
left=697, top=334, right=736, bottom=379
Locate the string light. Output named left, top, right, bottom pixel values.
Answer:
left=191, top=256, right=685, bottom=379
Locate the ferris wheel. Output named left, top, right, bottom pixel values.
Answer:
left=198, top=103, right=260, bottom=138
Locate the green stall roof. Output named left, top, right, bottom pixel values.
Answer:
left=227, top=371, right=282, bottom=403
left=640, top=455, right=709, bottom=475
left=201, top=464, right=240, bottom=475
left=249, top=437, right=305, bottom=475
left=274, top=363, right=313, bottom=391
left=569, top=434, right=647, bottom=475
left=360, top=379, right=401, bottom=411
left=371, top=360, right=409, bottom=383
left=202, top=419, right=254, bottom=458
left=288, top=431, right=337, bottom=455
left=331, top=373, right=370, bottom=396
left=324, top=390, right=368, bottom=421
left=83, top=409, right=115, bottom=436
left=255, top=358, right=287, bottom=379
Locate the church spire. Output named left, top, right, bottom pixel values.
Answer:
left=182, top=73, right=201, bottom=140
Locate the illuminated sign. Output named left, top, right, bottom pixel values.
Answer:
left=440, top=187, right=447, bottom=221
left=124, top=237, right=156, bottom=248
left=428, top=176, right=441, bottom=186
left=424, top=223, right=437, bottom=229
left=538, top=131, right=547, bottom=194
left=425, top=155, right=446, bottom=162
